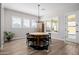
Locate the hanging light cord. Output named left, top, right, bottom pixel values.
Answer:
left=38, top=4, right=40, bottom=22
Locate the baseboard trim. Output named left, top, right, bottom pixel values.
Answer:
left=51, top=37, right=65, bottom=41
left=13, top=37, right=25, bottom=40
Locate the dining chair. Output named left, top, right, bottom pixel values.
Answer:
left=48, top=33, right=51, bottom=39
left=40, top=35, right=49, bottom=50
left=26, top=33, right=34, bottom=47
left=48, top=33, right=52, bottom=44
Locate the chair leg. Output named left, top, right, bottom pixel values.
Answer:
left=28, top=41, right=30, bottom=47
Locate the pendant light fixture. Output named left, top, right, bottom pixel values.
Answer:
left=37, top=4, right=40, bottom=23
left=37, top=4, right=44, bottom=32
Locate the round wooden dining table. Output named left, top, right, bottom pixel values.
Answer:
left=29, top=32, right=48, bottom=36
left=29, top=32, right=49, bottom=46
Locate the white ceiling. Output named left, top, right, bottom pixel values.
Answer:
left=3, top=3, right=79, bottom=17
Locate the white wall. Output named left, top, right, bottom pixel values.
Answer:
left=58, top=15, right=66, bottom=41
left=0, top=3, right=1, bottom=48
left=0, top=3, right=4, bottom=48
left=4, top=8, right=38, bottom=38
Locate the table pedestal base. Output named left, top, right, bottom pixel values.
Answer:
left=29, top=45, right=48, bottom=50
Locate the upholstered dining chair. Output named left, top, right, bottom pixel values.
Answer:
left=26, top=33, right=37, bottom=47
left=40, top=35, right=49, bottom=50
left=48, top=33, right=52, bottom=44
left=26, top=33, right=33, bottom=47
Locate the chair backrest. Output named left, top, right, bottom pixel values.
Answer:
left=40, top=35, right=49, bottom=41
left=48, top=33, right=51, bottom=39
left=26, top=33, right=29, bottom=35
left=48, top=33, right=51, bottom=36
left=44, top=35, right=49, bottom=38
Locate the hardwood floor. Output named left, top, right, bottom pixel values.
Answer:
left=0, top=39, right=79, bottom=55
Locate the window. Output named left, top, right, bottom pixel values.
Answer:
left=12, top=16, right=22, bottom=28
left=51, top=17, right=59, bottom=32
left=45, top=17, right=59, bottom=32
left=31, top=20, right=37, bottom=28
left=23, top=19, right=30, bottom=28
left=46, top=21, right=51, bottom=32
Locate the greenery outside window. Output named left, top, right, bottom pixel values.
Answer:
left=51, top=17, right=59, bottom=32
left=46, top=20, right=51, bottom=32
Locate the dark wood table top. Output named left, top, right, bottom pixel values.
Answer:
left=29, top=32, right=49, bottom=36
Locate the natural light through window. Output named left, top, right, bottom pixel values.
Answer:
left=51, top=17, right=59, bottom=32
left=46, top=21, right=51, bottom=32
left=23, top=19, right=30, bottom=28
left=46, top=17, right=59, bottom=32
left=12, top=16, right=21, bottom=28
left=31, top=20, right=37, bottom=28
